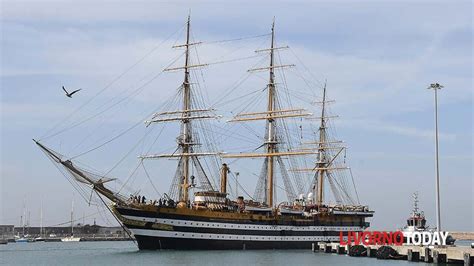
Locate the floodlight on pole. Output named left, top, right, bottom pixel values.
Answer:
left=427, top=82, right=443, bottom=234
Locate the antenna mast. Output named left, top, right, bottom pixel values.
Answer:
left=413, top=192, right=419, bottom=214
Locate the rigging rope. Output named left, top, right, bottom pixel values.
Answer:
left=39, top=23, right=187, bottom=141
left=203, top=33, right=271, bottom=44
left=349, top=168, right=361, bottom=204
left=141, top=161, right=162, bottom=198
left=207, top=55, right=263, bottom=66
left=45, top=210, right=102, bottom=227
left=40, top=51, right=185, bottom=141
left=69, top=119, right=143, bottom=160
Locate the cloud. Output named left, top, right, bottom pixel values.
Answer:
left=341, top=118, right=457, bottom=141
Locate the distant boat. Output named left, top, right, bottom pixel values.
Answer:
left=61, top=199, right=81, bottom=242
left=36, top=199, right=46, bottom=242
left=15, top=237, right=28, bottom=243
left=61, top=236, right=81, bottom=242
left=401, top=192, right=455, bottom=245
left=16, top=199, right=33, bottom=243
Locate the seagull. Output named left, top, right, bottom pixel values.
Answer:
left=62, top=86, right=82, bottom=98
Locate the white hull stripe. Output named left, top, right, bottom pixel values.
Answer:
left=122, top=215, right=363, bottom=232
left=130, top=228, right=341, bottom=242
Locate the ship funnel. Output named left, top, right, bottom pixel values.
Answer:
left=220, top=163, right=229, bottom=193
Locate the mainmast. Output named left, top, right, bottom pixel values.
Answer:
left=225, top=19, right=313, bottom=207
left=181, top=15, right=192, bottom=203
left=266, top=20, right=276, bottom=207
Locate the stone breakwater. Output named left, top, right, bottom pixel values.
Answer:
left=451, top=232, right=474, bottom=241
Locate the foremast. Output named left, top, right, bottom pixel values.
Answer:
left=142, top=15, right=221, bottom=204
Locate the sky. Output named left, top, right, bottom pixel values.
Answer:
left=1, top=0, right=472, bottom=231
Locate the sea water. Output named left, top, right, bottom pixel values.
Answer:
left=1, top=241, right=434, bottom=265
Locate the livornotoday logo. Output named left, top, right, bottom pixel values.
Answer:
left=339, top=231, right=450, bottom=246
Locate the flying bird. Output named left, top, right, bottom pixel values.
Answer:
left=62, top=86, right=82, bottom=98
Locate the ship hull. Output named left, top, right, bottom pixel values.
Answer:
left=115, top=206, right=369, bottom=250
left=134, top=235, right=319, bottom=250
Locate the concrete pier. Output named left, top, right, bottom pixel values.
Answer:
left=433, top=250, right=446, bottom=263
left=407, top=249, right=420, bottom=261
left=464, top=253, right=472, bottom=266
left=336, top=245, right=345, bottom=254
left=366, top=247, right=376, bottom=257
left=424, top=247, right=432, bottom=262
left=324, top=244, right=331, bottom=253
left=313, top=243, right=473, bottom=265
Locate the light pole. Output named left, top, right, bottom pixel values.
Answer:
left=427, top=82, right=443, bottom=234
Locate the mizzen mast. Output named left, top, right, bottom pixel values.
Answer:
left=290, top=83, right=353, bottom=205
left=316, top=83, right=328, bottom=206
left=312, top=83, right=351, bottom=205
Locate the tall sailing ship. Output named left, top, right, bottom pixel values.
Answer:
left=35, top=16, right=373, bottom=250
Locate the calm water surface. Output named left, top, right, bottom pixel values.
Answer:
left=1, top=241, right=436, bottom=265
